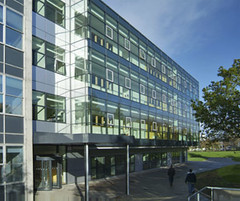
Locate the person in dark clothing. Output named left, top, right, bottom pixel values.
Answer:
left=185, top=169, right=197, bottom=194
left=167, top=164, right=175, bottom=187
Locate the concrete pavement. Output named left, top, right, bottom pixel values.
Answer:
left=35, top=158, right=240, bottom=201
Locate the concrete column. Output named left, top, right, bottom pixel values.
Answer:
left=180, top=151, right=183, bottom=163
left=84, top=144, right=89, bottom=201
left=24, top=1, right=33, bottom=200
left=126, top=144, right=130, bottom=195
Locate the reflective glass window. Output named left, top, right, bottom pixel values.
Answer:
left=0, top=95, right=2, bottom=112
left=107, top=113, right=114, bottom=126
left=46, top=94, right=66, bottom=123
left=126, top=117, right=132, bottom=128
left=6, top=9, right=23, bottom=31
left=125, top=78, right=131, bottom=89
left=6, top=96, right=22, bottom=114
left=33, top=0, right=65, bottom=27
left=0, top=75, right=1, bottom=111
left=6, top=184, right=25, bottom=201
left=106, top=25, right=113, bottom=39
left=106, top=69, right=114, bottom=82
left=0, top=75, right=2, bottom=92
left=6, top=77, right=22, bottom=97
left=0, top=147, right=2, bottom=163
left=140, top=84, right=145, bottom=94
left=0, top=24, right=3, bottom=42
left=125, top=39, right=130, bottom=51
left=0, top=6, right=2, bottom=22
left=6, top=146, right=23, bottom=183
left=6, top=27, right=22, bottom=49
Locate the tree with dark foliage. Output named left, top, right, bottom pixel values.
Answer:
left=192, top=59, right=240, bottom=140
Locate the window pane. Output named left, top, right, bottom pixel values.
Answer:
left=33, top=105, right=45, bottom=121
left=46, top=94, right=66, bottom=122
left=32, top=36, right=45, bottom=68
left=0, top=95, right=2, bottom=112
left=0, top=75, right=2, bottom=92
left=6, top=146, right=23, bottom=163
left=0, top=165, right=3, bottom=184
left=6, top=9, right=23, bottom=32
left=0, top=24, right=2, bottom=42
left=6, top=28, right=22, bottom=49
left=6, top=77, right=22, bottom=97
left=0, top=147, right=2, bottom=163
left=0, top=185, right=3, bottom=201
left=0, top=6, right=3, bottom=22
left=5, top=46, right=23, bottom=67
left=32, top=91, right=45, bottom=106
left=6, top=183, right=25, bottom=201
left=6, top=163, right=23, bottom=182
left=5, top=96, right=22, bottom=115
left=45, top=0, right=65, bottom=27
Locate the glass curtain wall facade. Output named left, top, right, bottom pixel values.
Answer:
left=87, top=0, right=199, bottom=143
left=0, top=0, right=199, bottom=199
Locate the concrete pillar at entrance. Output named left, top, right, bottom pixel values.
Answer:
left=126, top=144, right=130, bottom=195
left=84, top=144, right=89, bottom=201
left=180, top=151, right=183, bottom=163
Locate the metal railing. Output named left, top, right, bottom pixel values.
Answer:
left=188, top=186, right=240, bottom=201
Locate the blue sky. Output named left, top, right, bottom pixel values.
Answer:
left=102, top=0, right=240, bottom=99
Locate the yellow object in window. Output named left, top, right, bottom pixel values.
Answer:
left=101, top=117, right=105, bottom=125
left=95, top=76, right=98, bottom=85
left=94, top=35, right=98, bottom=43
left=95, top=116, right=98, bottom=124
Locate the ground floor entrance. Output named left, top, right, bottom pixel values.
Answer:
left=34, top=156, right=62, bottom=191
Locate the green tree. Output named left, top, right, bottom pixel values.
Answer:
left=192, top=59, right=240, bottom=140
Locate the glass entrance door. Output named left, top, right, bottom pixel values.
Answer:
left=52, top=159, right=62, bottom=189
left=42, top=160, right=52, bottom=190
left=35, top=156, right=62, bottom=191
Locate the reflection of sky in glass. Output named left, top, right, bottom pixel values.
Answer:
left=6, top=28, right=22, bottom=49
left=0, top=25, right=2, bottom=42
left=6, top=76, right=22, bottom=97
left=6, top=8, right=22, bottom=31
left=0, top=6, right=2, bottom=22
left=5, top=96, right=22, bottom=115
left=6, top=146, right=23, bottom=163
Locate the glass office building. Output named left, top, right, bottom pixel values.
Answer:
left=0, top=0, right=199, bottom=200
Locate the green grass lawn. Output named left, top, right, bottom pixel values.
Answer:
left=196, top=165, right=240, bottom=190
left=188, top=151, right=240, bottom=162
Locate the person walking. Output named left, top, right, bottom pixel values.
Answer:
left=185, top=169, right=197, bottom=195
left=167, top=164, right=175, bottom=187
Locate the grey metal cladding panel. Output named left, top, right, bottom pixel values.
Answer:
left=6, top=65, right=23, bottom=78
left=0, top=134, right=3, bottom=143
left=5, top=47, right=23, bottom=68
left=5, top=134, right=23, bottom=144
left=6, top=0, right=23, bottom=13
left=33, top=133, right=87, bottom=144
left=33, top=132, right=134, bottom=145
left=5, top=116, right=23, bottom=133
left=0, top=45, right=3, bottom=61
left=0, top=115, right=3, bottom=132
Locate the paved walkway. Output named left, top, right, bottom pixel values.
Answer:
left=35, top=158, right=240, bottom=201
